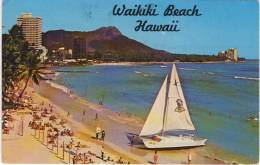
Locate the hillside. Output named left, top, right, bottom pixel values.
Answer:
left=43, top=26, right=224, bottom=62
left=43, top=26, right=176, bottom=61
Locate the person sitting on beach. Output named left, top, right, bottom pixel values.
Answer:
left=66, top=143, right=73, bottom=149
left=60, top=129, right=67, bottom=136
left=59, top=118, right=66, bottom=125
left=76, top=142, right=81, bottom=149
left=44, top=107, right=48, bottom=113
left=40, top=122, right=45, bottom=130
left=117, top=157, right=123, bottom=164
left=49, top=115, right=57, bottom=121
left=77, top=153, right=83, bottom=163
left=88, top=158, right=94, bottom=163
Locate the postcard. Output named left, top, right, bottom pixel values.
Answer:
left=2, top=0, right=259, bottom=164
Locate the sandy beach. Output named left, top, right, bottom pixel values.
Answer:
left=2, top=84, right=146, bottom=164
left=2, top=77, right=229, bottom=164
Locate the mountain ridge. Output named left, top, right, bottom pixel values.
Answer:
left=43, top=26, right=176, bottom=61
left=43, top=26, right=224, bottom=62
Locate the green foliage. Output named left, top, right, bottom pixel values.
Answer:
left=2, top=25, right=28, bottom=95
left=2, top=25, right=47, bottom=103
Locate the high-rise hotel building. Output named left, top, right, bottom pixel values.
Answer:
left=17, top=13, right=42, bottom=49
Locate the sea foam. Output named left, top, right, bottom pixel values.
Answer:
left=234, top=76, right=259, bottom=81
left=45, top=80, right=71, bottom=94
left=179, top=67, right=197, bottom=71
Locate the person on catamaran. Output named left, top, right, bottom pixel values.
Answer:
left=153, top=150, right=159, bottom=164
left=130, top=136, right=134, bottom=146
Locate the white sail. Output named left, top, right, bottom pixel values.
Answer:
left=164, top=64, right=195, bottom=131
left=139, top=75, right=168, bottom=136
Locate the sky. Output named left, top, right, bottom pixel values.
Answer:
left=2, top=0, right=259, bottom=59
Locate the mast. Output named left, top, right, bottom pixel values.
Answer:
left=161, top=66, right=172, bottom=136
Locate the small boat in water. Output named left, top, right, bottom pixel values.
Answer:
left=127, top=64, right=207, bottom=149
left=160, top=65, right=167, bottom=68
left=134, top=71, right=142, bottom=74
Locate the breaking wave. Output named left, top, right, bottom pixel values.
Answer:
left=234, top=76, right=259, bottom=81
left=45, top=80, right=72, bottom=95
left=179, top=67, right=197, bottom=71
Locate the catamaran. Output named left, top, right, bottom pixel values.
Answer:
left=127, top=64, right=207, bottom=149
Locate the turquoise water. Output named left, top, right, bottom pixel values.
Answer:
left=53, top=61, right=259, bottom=162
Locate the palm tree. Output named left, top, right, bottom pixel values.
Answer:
left=17, top=52, right=47, bottom=101
left=2, top=25, right=29, bottom=99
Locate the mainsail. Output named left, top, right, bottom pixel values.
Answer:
left=163, top=64, right=195, bottom=131
left=139, top=75, right=168, bottom=136
left=140, top=64, right=195, bottom=137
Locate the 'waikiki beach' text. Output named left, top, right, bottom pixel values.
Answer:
left=112, top=4, right=202, bottom=32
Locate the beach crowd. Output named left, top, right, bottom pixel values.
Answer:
left=2, top=90, right=133, bottom=164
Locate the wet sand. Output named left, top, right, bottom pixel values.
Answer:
left=32, top=80, right=227, bottom=164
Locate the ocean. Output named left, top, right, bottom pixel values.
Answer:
left=52, top=61, right=259, bottom=163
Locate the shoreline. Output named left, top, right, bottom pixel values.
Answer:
left=46, top=61, right=233, bottom=68
left=92, top=61, right=228, bottom=66
left=30, top=85, right=146, bottom=163
left=33, top=78, right=230, bottom=164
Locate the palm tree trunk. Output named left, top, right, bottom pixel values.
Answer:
left=17, top=76, right=30, bottom=102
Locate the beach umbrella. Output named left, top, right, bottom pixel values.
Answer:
left=68, top=149, right=76, bottom=155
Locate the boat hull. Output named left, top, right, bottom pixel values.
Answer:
left=127, top=133, right=207, bottom=149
